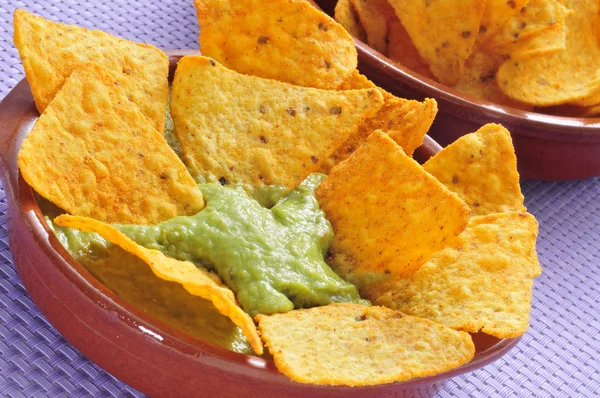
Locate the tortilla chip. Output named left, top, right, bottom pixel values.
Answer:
left=317, top=130, right=470, bottom=280
left=452, top=49, right=533, bottom=109
left=423, top=124, right=525, bottom=216
left=320, top=71, right=437, bottom=172
left=476, top=0, right=530, bottom=45
left=334, top=0, right=367, bottom=42
left=387, top=20, right=434, bottom=79
left=507, top=18, right=567, bottom=60
left=194, top=0, right=357, bottom=90
left=496, top=1, right=600, bottom=107
left=372, top=212, right=540, bottom=338
left=350, top=0, right=397, bottom=54
left=13, top=9, right=168, bottom=132
left=485, top=0, right=571, bottom=56
left=54, top=215, right=263, bottom=355
left=256, top=303, right=474, bottom=386
left=388, top=0, right=485, bottom=85
left=170, top=56, right=383, bottom=190
left=18, top=64, right=204, bottom=225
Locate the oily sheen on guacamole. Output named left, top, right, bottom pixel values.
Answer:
left=118, top=174, right=364, bottom=316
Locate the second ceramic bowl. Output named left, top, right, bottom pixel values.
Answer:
left=316, top=0, right=600, bottom=181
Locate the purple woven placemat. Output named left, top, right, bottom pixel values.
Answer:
left=1, top=1, right=599, bottom=397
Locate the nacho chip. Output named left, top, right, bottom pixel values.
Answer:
left=18, top=64, right=204, bottom=225
left=452, top=49, right=534, bottom=109
left=13, top=9, right=168, bottom=132
left=350, top=0, right=397, bottom=54
left=476, top=0, right=530, bottom=45
left=194, top=0, right=357, bottom=89
left=388, top=0, right=485, bottom=85
left=373, top=212, right=540, bottom=338
left=423, top=124, right=525, bottom=215
left=171, top=56, right=383, bottom=191
left=317, top=130, right=470, bottom=279
left=54, top=215, right=263, bottom=355
left=485, top=0, right=570, bottom=58
left=334, top=0, right=367, bottom=42
left=508, top=18, right=567, bottom=60
left=387, top=20, right=434, bottom=79
left=320, top=71, right=437, bottom=172
left=496, top=1, right=600, bottom=106
left=256, top=303, right=474, bottom=386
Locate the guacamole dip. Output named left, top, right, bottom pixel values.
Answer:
left=118, top=174, right=364, bottom=316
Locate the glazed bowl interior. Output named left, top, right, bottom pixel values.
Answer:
left=315, top=0, right=600, bottom=181
left=0, top=51, right=520, bottom=397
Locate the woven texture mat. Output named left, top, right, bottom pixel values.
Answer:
left=1, top=1, right=599, bottom=397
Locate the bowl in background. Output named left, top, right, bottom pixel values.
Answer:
left=316, top=0, right=600, bottom=181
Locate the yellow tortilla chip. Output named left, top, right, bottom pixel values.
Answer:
left=372, top=212, right=540, bottom=338
left=256, top=303, right=475, bottom=386
left=496, top=1, right=600, bottom=107
left=476, top=0, right=530, bottom=45
left=423, top=124, right=525, bottom=216
left=334, top=0, right=367, bottom=42
left=194, top=0, right=357, bottom=89
left=170, top=56, right=383, bottom=190
left=388, top=0, right=485, bottom=85
left=452, top=49, right=533, bottom=109
left=18, top=64, right=204, bottom=225
left=485, top=0, right=571, bottom=56
left=387, top=20, right=434, bottom=79
left=508, top=18, right=567, bottom=60
left=350, top=0, right=397, bottom=54
left=320, top=71, right=437, bottom=172
left=13, top=9, right=168, bottom=132
left=317, top=130, right=470, bottom=280
left=54, top=215, right=263, bottom=355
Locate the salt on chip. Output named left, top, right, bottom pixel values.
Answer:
left=194, top=0, right=357, bottom=90
left=334, top=0, right=367, bottom=42
left=387, top=20, right=434, bottom=79
left=423, top=124, right=525, bottom=216
left=373, top=212, right=540, bottom=338
left=320, top=72, right=437, bottom=172
left=350, top=0, right=397, bottom=54
left=13, top=9, right=168, bottom=132
left=485, top=0, right=570, bottom=58
left=256, top=303, right=474, bottom=386
left=476, top=0, right=530, bottom=45
left=170, top=56, right=383, bottom=190
left=54, top=215, right=263, bottom=355
left=387, top=0, right=485, bottom=85
left=18, top=64, right=204, bottom=225
left=317, top=130, right=470, bottom=279
left=496, top=1, right=600, bottom=107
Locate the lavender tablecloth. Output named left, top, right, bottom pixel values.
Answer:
left=1, top=1, right=599, bottom=397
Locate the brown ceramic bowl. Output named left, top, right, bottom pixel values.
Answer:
left=315, top=0, right=600, bottom=181
left=0, top=52, right=520, bottom=397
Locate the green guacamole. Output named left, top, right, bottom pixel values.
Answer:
left=118, top=174, right=364, bottom=316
